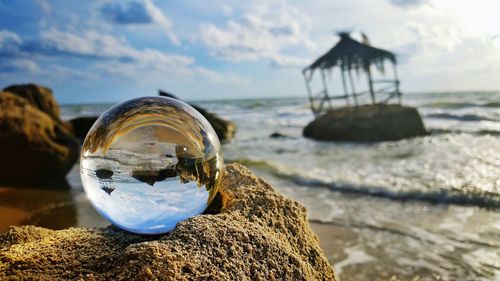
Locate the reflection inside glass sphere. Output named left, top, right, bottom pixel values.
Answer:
left=80, top=97, right=223, bottom=234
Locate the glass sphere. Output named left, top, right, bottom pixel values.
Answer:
left=80, top=96, right=223, bottom=234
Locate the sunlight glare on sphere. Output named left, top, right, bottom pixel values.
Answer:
left=80, top=96, right=223, bottom=234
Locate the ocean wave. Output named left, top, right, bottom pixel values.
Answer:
left=231, top=158, right=500, bottom=209
left=425, top=113, right=498, bottom=122
left=483, top=101, right=500, bottom=107
left=429, top=128, right=500, bottom=136
left=423, top=101, right=500, bottom=109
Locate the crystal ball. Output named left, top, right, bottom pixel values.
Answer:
left=80, top=96, right=223, bottom=234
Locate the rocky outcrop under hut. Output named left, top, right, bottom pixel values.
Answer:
left=303, top=104, right=428, bottom=142
left=0, top=164, right=336, bottom=280
left=0, top=85, right=79, bottom=186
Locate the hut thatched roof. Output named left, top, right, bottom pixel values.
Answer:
left=304, top=32, right=396, bottom=75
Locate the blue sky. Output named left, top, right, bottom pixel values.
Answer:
left=1, top=0, right=499, bottom=103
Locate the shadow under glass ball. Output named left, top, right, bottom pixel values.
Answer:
left=80, top=97, right=223, bottom=234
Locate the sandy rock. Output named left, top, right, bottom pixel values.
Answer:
left=304, top=104, right=428, bottom=141
left=0, top=92, right=79, bottom=185
left=3, top=84, right=61, bottom=121
left=0, top=164, right=336, bottom=280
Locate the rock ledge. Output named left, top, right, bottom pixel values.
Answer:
left=0, top=164, right=336, bottom=280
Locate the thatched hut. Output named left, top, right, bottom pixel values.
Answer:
left=303, top=32, right=401, bottom=116
left=302, top=32, right=427, bottom=141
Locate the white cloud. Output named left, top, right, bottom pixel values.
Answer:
left=220, top=4, right=233, bottom=17
left=142, top=0, right=179, bottom=45
left=268, top=54, right=310, bottom=68
left=0, top=59, right=38, bottom=72
left=15, top=59, right=39, bottom=72
left=100, top=0, right=179, bottom=45
left=283, top=0, right=500, bottom=92
left=0, top=29, right=22, bottom=55
left=4, top=0, right=500, bottom=97
left=198, top=0, right=315, bottom=67
left=402, top=23, right=500, bottom=76
left=387, top=0, right=429, bottom=8
left=94, top=58, right=248, bottom=86
left=0, top=28, right=247, bottom=86
left=34, top=0, right=52, bottom=14
left=39, top=28, right=187, bottom=64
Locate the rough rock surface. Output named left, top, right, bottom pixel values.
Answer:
left=304, top=104, right=428, bottom=141
left=3, top=84, right=61, bottom=121
left=0, top=164, right=336, bottom=280
left=0, top=91, right=78, bottom=185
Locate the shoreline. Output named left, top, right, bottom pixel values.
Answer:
left=0, top=207, right=30, bottom=233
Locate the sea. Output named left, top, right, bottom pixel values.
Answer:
left=60, top=92, right=500, bottom=280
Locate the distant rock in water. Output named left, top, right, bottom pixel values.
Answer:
left=159, top=90, right=236, bottom=142
left=269, top=132, right=290, bottom=139
left=68, top=116, right=99, bottom=142
left=0, top=87, right=79, bottom=186
left=303, top=104, right=428, bottom=141
left=0, top=164, right=337, bottom=280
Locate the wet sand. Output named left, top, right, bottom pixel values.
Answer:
left=0, top=206, right=30, bottom=233
left=0, top=186, right=106, bottom=232
left=311, top=221, right=444, bottom=281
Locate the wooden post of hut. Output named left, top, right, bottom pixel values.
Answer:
left=302, top=32, right=428, bottom=141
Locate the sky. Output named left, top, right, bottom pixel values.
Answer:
left=1, top=0, right=499, bottom=104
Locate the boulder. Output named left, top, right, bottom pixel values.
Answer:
left=69, top=116, right=99, bottom=141
left=159, top=90, right=236, bottom=142
left=3, top=84, right=61, bottom=121
left=0, top=164, right=337, bottom=280
left=303, top=104, right=428, bottom=141
left=0, top=92, right=79, bottom=185
left=270, top=132, right=290, bottom=139
left=192, top=105, right=237, bottom=143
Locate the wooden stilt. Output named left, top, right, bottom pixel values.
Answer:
left=392, top=63, right=401, bottom=104
left=366, top=65, right=375, bottom=104
left=320, top=69, right=333, bottom=110
left=302, top=70, right=316, bottom=114
left=348, top=68, right=358, bottom=107
left=340, top=67, right=350, bottom=107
